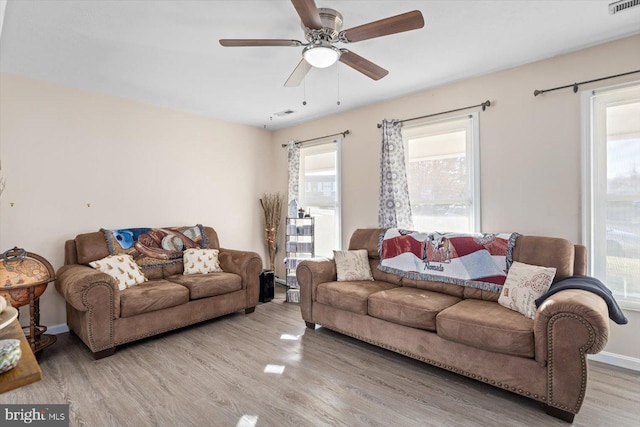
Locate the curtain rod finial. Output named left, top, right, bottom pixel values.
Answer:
left=533, top=89, right=543, bottom=96
left=377, top=123, right=382, bottom=128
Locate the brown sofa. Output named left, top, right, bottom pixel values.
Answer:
left=297, top=228, right=610, bottom=422
left=56, top=226, right=262, bottom=359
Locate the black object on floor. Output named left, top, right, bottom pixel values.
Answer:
left=259, top=270, right=275, bottom=303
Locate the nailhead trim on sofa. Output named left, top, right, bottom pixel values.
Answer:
left=82, top=282, right=115, bottom=352
left=317, top=322, right=546, bottom=403
left=546, top=313, right=594, bottom=414
left=114, top=308, right=242, bottom=346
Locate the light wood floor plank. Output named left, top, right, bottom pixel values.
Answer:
left=1, top=288, right=638, bottom=426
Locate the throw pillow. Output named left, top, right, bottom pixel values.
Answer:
left=498, top=261, right=556, bottom=319
left=183, top=249, right=223, bottom=275
left=89, top=255, right=147, bottom=290
left=334, top=249, right=374, bottom=282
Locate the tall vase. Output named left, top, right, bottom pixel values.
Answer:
left=265, top=228, right=276, bottom=272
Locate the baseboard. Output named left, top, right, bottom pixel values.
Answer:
left=47, top=323, right=70, bottom=335
left=16, top=322, right=69, bottom=335
left=588, top=351, right=640, bottom=372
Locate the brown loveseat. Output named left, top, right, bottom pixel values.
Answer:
left=297, top=228, right=610, bottom=422
left=56, top=226, right=262, bottom=359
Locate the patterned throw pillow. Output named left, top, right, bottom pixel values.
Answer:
left=334, top=249, right=374, bottom=282
left=498, top=261, right=556, bottom=319
left=183, top=249, right=223, bottom=275
left=89, top=255, right=147, bottom=291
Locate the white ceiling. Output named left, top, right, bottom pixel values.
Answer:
left=1, top=1, right=639, bottom=130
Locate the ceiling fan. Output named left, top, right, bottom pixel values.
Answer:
left=219, top=0, right=425, bottom=87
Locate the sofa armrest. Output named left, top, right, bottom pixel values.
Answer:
left=534, top=289, right=610, bottom=363
left=55, top=264, right=121, bottom=318
left=533, top=289, right=610, bottom=414
left=218, top=248, right=262, bottom=309
left=296, top=259, right=337, bottom=323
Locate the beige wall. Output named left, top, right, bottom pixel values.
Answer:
left=1, top=34, right=638, bottom=363
left=272, top=35, right=640, bottom=361
left=0, top=73, right=274, bottom=327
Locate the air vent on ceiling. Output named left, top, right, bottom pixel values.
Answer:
left=273, top=109, right=296, bottom=117
left=609, top=0, right=640, bottom=15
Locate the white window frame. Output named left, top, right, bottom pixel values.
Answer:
left=581, top=80, right=640, bottom=311
left=298, top=137, right=342, bottom=253
left=402, top=113, right=481, bottom=233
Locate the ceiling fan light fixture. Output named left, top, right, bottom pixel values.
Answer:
left=303, top=44, right=340, bottom=68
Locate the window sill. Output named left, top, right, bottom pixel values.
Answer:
left=617, top=299, right=640, bottom=312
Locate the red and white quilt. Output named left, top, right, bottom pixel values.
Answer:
left=378, top=228, right=520, bottom=293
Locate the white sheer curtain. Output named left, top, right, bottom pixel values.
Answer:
left=287, top=140, right=300, bottom=204
left=378, top=119, right=413, bottom=229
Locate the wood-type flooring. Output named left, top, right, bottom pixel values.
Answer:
left=1, top=288, right=638, bottom=426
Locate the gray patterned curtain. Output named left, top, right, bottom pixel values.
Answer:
left=378, top=119, right=413, bottom=229
left=287, top=140, right=300, bottom=204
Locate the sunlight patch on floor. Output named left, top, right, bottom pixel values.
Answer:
left=280, top=333, right=301, bottom=341
left=264, top=364, right=285, bottom=374
left=236, top=414, right=258, bottom=427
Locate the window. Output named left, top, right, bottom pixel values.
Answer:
left=402, top=113, right=480, bottom=232
left=584, top=82, right=640, bottom=310
left=298, top=139, right=342, bottom=257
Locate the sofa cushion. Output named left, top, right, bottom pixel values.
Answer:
left=166, top=273, right=242, bottom=300
left=316, top=281, right=398, bottom=315
left=89, top=254, right=147, bottom=290
left=143, top=266, right=164, bottom=280
left=511, top=235, right=574, bottom=281
left=183, top=248, right=223, bottom=275
left=368, top=287, right=461, bottom=331
left=75, top=231, right=110, bottom=264
left=436, top=299, right=534, bottom=358
left=462, top=286, right=500, bottom=302
left=334, top=250, right=374, bottom=281
left=120, top=280, right=189, bottom=318
left=370, top=259, right=402, bottom=285
left=402, top=277, right=465, bottom=298
left=498, top=261, right=556, bottom=319
left=162, top=261, right=184, bottom=278
left=348, top=228, right=385, bottom=259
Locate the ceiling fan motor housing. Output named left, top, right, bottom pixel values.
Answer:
left=304, top=8, right=344, bottom=44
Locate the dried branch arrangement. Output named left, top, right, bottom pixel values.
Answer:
left=260, top=192, right=284, bottom=271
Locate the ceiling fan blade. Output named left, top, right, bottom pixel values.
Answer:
left=339, top=50, right=388, bottom=81
left=341, top=10, right=424, bottom=43
left=219, top=39, right=303, bottom=47
left=284, top=59, right=313, bottom=87
left=291, top=0, right=323, bottom=30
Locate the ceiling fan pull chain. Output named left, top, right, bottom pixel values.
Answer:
left=303, top=79, right=307, bottom=106
left=337, top=65, right=341, bottom=106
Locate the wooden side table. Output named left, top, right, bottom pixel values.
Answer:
left=0, top=248, right=57, bottom=353
left=0, top=319, right=42, bottom=394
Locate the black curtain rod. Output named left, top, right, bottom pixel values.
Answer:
left=533, top=69, right=640, bottom=96
left=281, top=130, right=351, bottom=147
left=376, top=100, right=491, bottom=128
